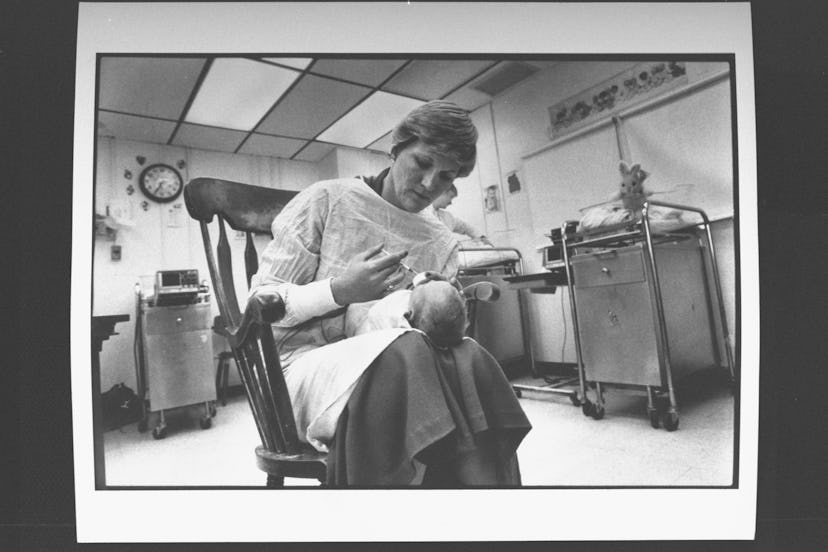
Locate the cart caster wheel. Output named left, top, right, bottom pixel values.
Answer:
left=200, top=416, right=212, bottom=430
left=513, top=387, right=522, bottom=398
left=591, top=404, right=605, bottom=420
left=648, top=409, right=660, bottom=429
left=209, top=403, right=217, bottom=417
left=137, top=419, right=148, bottom=433
left=569, top=394, right=581, bottom=407
left=582, top=400, right=595, bottom=418
left=152, top=426, right=167, bottom=440
left=663, top=412, right=679, bottom=431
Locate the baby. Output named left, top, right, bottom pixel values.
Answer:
left=344, top=279, right=468, bottom=349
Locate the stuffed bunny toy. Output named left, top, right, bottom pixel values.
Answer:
left=609, top=160, right=652, bottom=212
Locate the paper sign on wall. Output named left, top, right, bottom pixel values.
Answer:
left=165, top=203, right=185, bottom=228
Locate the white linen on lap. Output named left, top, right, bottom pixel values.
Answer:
left=284, top=328, right=411, bottom=452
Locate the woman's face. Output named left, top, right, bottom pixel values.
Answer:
left=384, top=141, right=461, bottom=213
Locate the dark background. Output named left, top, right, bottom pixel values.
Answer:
left=2, top=0, right=827, bottom=550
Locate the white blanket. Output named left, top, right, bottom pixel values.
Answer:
left=284, top=328, right=412, bottom=452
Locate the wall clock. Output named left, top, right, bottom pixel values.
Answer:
left=138, top=163, right=184, bottom=203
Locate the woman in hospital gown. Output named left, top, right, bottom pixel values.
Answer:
left=250, top=100, right=531, bottom=486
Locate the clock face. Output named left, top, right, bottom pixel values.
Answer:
left=139, top=164, right=183, bottom=203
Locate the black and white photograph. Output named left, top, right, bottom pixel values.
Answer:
left=67, top=1, right=760, bottom=544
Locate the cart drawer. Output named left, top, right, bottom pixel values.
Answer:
left=143, top=304, right=212, bottom=335
left=572, top=247, right=645, bottom=288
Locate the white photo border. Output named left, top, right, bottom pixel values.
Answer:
left=72, top=1, right=758, bottom=542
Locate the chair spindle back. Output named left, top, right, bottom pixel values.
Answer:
left=184, top=177, right=302, bottom=455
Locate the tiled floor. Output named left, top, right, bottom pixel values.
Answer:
left=104, top=370, right=735, bottom=487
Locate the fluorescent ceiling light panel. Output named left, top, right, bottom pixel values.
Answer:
left=185, top=58, right=299, bottom=131
left=262, top=57, right=313, bottom=70
left=317, top=91, right=423, bottom=148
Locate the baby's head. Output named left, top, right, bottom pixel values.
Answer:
left=405, top=280, right=468, bottom=348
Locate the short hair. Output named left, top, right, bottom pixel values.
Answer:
left=390, top=100, right=478, bottom=178
left=408, top=281, right=468, bottom=348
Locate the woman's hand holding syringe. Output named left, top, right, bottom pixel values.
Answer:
left=330, top=244, right=408, bottom=305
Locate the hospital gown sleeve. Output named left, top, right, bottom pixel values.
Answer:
left=250, top=183, right=341, bottom=327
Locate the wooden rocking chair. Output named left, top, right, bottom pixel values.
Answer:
left=184, top=177, right=326, bottom=487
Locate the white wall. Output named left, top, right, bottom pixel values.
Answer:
left=443, top=61, right=737, bottom=364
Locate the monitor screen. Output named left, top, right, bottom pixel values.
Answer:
left=160, top=272, right=181, bottom=287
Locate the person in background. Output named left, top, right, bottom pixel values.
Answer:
left=432, top=184, right=493, bottom=245
left=250, top=100, right=530, bottom=486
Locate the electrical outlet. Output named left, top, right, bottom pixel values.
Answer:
left=111, top=245, right=122, bottom=261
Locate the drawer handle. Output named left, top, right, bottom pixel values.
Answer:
left=601, top=266, right=611, bottom=276
left=176, top=317, right=183, bottom=325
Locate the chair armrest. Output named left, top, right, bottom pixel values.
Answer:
left=227, top=289, right=286, bottom=347
left=462, top=281, right=501, bottom=302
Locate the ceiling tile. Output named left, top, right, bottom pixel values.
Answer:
left=238, top=133, right=307, bottom=159
left=366, top=131, right=393, bottom=155
left=442, top=86, right=494, bottom=113
left=261, top=57, right=314, bottom=70
left=316, top=91, right=424, bottom=148
left=97, top=111, right=177, bottom=143
left=98, top=57, right=207, bottom=119
left=185, top=58, right=300, bottom=131
left=311, top=59, right=408, bottom=87
left=172, top=123, right=247, bottom=153
left=293, top=142, right=336, bottom=163
left=256, top=74, right=370, bottom=139
left=382, top=59, right=497, bottom=100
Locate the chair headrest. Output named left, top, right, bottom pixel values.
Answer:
left=184, top=178, right=298, bottom=234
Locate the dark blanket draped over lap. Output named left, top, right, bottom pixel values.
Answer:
left=327, top=332, right=531, bottom=486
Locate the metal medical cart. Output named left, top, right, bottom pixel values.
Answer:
left=557, top=201, right=734, bottom=430
left=133, top=270, right=217, bottom=439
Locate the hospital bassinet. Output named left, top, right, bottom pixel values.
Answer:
left=548, top=201, right=734, bottom=430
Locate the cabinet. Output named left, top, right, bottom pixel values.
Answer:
left=138, top=300, right=216, bottom=437
left=572, top=241, right=720, bottom=388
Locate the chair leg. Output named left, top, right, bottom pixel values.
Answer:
left=215, top=354, right=229, bottom=406
left=220, top=357, right=228, bottom=406
left=266, top=474, right=284, bottom=488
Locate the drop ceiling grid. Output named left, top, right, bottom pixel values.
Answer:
left=94, top=57, right=561, bottom=160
